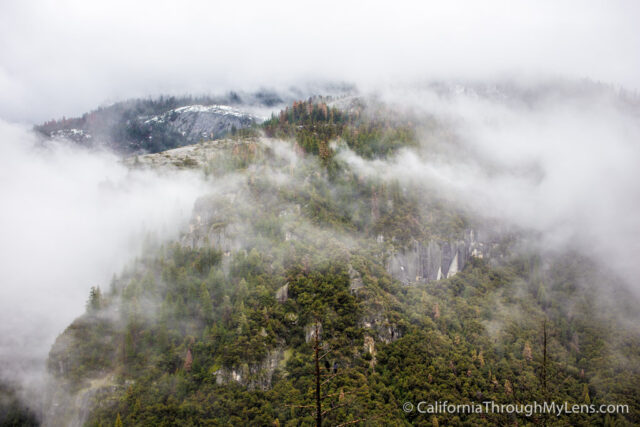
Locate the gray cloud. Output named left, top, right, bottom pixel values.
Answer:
left=1, top=0, right=640, bottom=417
left=1, top=0, right=640, bottom=123
left=338, top=82, right=640, bottom=291
left=0, top=120, right=206, bottom=396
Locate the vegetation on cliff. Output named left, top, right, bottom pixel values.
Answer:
left=45, top=100, right=640, bottom=426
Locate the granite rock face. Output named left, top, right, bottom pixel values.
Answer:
left=348, top=264, right=364, bottom=294
left=214, top=348, right=284, bottom=391
left=275, top=283, right=289, bottom=303
left=180, top=192, right=246, bottom=253
left=144, top=105, right=255, bottom=143
left=386, top=230, right=497, bottom=285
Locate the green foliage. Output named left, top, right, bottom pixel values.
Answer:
left=45, top=99, right=640, bottom=426
left=49, top=243, right=640, bottom=426
left=263, top=98, right=417, bottom=161
left=86, top=286, right=102, bottom=313
left=0, top=382, right=39, bottom=426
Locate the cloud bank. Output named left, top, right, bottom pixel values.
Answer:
left=1, top=0, right=640, bottom=417
left=0, top=120, right=206, bottom=395
left=338, top=83, right=640, bottom=290
left=1, top=0, right=640, bottom=123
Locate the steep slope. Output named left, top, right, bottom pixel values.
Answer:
left=43, top=99, right=640, bottom=426
left=142, top=105, right=254, bottom=142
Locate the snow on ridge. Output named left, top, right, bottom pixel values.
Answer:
left=51, top=128, right=92, bottom=139
left=172, top=104, right=248, bottom=117
left=144, top=104, right=251, bottom=124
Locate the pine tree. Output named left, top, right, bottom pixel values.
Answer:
left=114, top=413, right=123, bottom=427
left=124, top=329, right=136, bottom=366
left=184, top=348, right=193, bottom=372
left=603, top=413, right=613, bottom=427
left=287, top=318, right=372, bottom=425
left=523, top=342, right=533, bottom=362
left=314, top=321, right=321, bottom=427
left=582, top=384, right=590, bottom=404
left=540, top=320, right=549, bottom=427
left=199, top=282, right=213, bottom=320
left=537, top=283, right=548, bottom=307
left=504, top=379, right=513, bottom=396
left=540, top=320, right=548, bottom=395
left=87, top=286, right=102, bottom=312
left=237, top=278, right=249, bottom=300
left=109, top=274, right=117, bottom=295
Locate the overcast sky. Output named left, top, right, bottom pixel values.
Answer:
left=1, top=0, right=640, bottom=123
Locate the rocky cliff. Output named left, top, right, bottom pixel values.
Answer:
left=142, top=104, right=255, bottom=143
left=214, top=348, right=286, bottom=391
left=386, top=230, right=499, bottom=285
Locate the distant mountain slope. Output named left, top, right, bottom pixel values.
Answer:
left=34, top=94, right=264, bottom=154
left=34, top=85, right=357, bottom=155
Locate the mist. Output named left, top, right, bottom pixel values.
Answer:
left=0, top=120, right=206, bottom=401
left=2, top=1, right=640, bottom=123
left=337, top=82, right=640, bottom=291
left=1, top=0, right=640, bottom=422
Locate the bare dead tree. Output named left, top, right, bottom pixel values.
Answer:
left=286, top=318, right=372, bottom=426
left=540, top=319, right=548, bottom=427
left=541, top=319, right=547, bottom=394
left=314, top=320, right=322, bottom=427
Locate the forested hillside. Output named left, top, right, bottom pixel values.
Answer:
left=43, top=99, right=640, bottom=426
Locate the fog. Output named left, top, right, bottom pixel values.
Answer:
left=338, top=82, right=640, bottom=290
left=0, top=120, right=206, bottom=400
left=2, top=1, right=640, bottom=123
left=1, top=0, right=640, bottom=420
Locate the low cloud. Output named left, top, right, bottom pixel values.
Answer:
left=0, top=120, right=206, bottom=393
left=1, top=1, right=640, bottom=123
left=339, top=82, right=640, bottom=290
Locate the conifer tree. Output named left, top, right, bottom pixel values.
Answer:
left=199, top=282, right=213, bottom=320
left=87, top=286, right=102, bottom=312
left=184, top=348, right=193, bottom=372
left=523, top=342, right=533, bottom=362
left=582, top=384, right=590, bottom=404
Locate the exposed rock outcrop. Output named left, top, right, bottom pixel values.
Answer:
left=44, top=374, right=120, bottom=427
left=214, top=348, right=284, bottom=391
left=348, top=264, right=364, bottom=294
left=276, top=283, right=289, bottom=303
left=305, top=322, right=322, bottom=343
left=181, top=192, right=245, bottom=252
left=386, top=230, right=497, bottom=285
left=145, top=105, right=255, bottom=143
left=363, top=335, right=377, bottom=368
left=360, top=314, right=402, bottom=343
